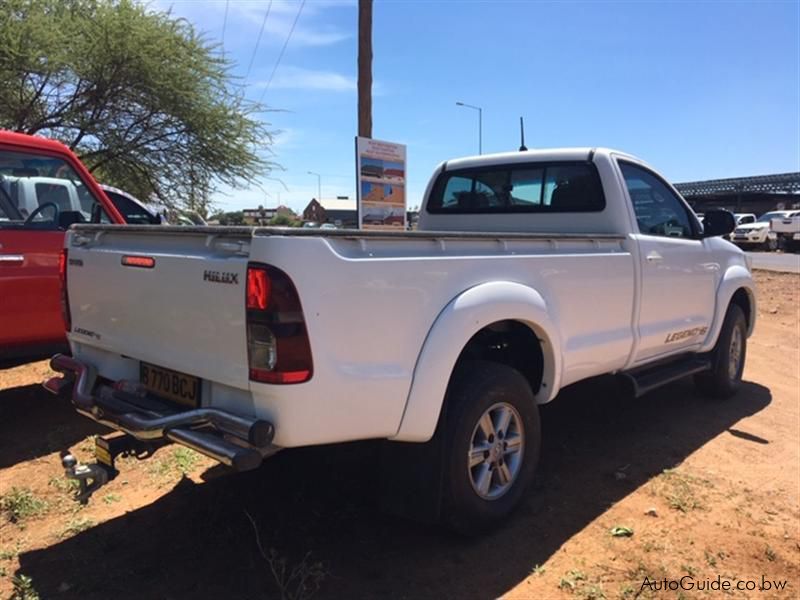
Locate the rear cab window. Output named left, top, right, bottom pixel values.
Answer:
left=427, top=162, right=605, bottom=214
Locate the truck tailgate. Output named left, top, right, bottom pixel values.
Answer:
left=66, top=228, right=252, bottom=390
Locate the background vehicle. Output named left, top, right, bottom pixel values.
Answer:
left=770, top=211, right=800, bottom=252
left=171, top=210, right=208, bottom=226
left=0, top=131, right=125, bottom=360
left=730, top=210, right=789, bottom=251
left=723, top=213, right=756, bottom=241
left=47, top=148, right=753, bottom=533
left=1, top=175, right=91, bottom=223
left=100, top=184, right=162, bottom=225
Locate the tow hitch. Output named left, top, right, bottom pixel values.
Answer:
left=61, top=432, right=163, bottom=503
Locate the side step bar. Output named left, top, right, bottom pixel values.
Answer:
left=619, top=355, right=712, bottom=398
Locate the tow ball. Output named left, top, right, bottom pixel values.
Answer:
left=60, top=453, right=109, bottom=504
left=60, top=432, right=162, bottom=503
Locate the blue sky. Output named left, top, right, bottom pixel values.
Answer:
left=156, top=0, right=799, bottom=214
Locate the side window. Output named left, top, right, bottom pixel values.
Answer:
left=619, top=162, right=695, bottom=238
left=35, top=183, right=72, bottom=211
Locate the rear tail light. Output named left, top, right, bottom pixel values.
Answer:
left=59, top=248, right=71, bottom=331
left=246, top=267, right=270, bottom=310
left=246, top=263, right=312, bottom=384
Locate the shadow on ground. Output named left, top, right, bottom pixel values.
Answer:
left=16, top=378, right=771, bottom=599
left=0, top=383, right=109, bottom=469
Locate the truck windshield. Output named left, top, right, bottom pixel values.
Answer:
left=0, top=149, right=107, bottom=227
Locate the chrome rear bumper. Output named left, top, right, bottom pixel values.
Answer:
left=44, top=354, right=274, bottom=472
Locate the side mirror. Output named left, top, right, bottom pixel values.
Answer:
left=701, top=209, right=736, bottom=238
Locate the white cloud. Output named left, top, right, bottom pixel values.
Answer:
left=228, top=1, right=352, bottom=47
left=254, top=65, right=355, bottom=92
left=151, top=1, right=352, bottom=47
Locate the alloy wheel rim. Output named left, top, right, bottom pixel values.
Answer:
left=468, top=402, right=524, bottom=500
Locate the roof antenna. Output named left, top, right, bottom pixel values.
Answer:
left=519, top=116, right=528, bottom=152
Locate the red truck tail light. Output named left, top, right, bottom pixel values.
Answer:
left=246, top=267, right=271, bottom=310
left=59, top=248, right=71, bottom=331
left=121, top=255, right=155, bottom=268
left=246, top=264, right=312, bottom=384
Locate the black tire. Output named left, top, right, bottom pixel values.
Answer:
left=694, top=304, right=747, bottom=398
left=763, top=237, right=778, bottom=252
left=441, top=360, right=540, bottom=535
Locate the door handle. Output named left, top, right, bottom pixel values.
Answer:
left=645, top=251, right=663, bottom=263
left=0, top=254, right=24, bottom=264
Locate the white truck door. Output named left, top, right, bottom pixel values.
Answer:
left=618, top=160, right=717, bottom=363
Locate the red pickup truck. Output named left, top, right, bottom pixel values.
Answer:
left=0, top=131, right=126, bottom=361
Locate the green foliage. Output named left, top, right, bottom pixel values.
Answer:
left=172, top=447, right=200, bottom=475
left=269, top=213, right=297, bottom=227
left=609, top=525, right=634, bottom=537
left=10, top=574, right=39, bottom=600
left=210, top=210, right=245, bottom=225
left=59, top=515, right=95, bottom=539
left=48, top=475, right=80, bottom=495
left=0, top=0, right=274, bottom=210
left=0, top=488, right=47, bottom=524
left=148, top=446, right=200, bottom=479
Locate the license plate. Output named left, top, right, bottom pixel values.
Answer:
left=140, top=362, right=200, bottom=408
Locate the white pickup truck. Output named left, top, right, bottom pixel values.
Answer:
left=45, top=148, right=755, bottom=533
left=770, top=211, right=800, bottom=252
left=730, top=210, right=799, bottom=251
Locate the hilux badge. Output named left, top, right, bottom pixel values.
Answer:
left=203, top=270, right=239, bottom=285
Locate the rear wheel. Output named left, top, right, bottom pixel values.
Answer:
left=441, top=361, right=540, bottom=535
left=694, top=304, right=747, bottom=398
left=763, top=237, right=778, bottom=252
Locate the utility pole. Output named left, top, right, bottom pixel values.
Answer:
left=358, top=0, right=373, bottom=138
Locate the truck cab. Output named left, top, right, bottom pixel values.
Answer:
left=0, top=131, right=125, bottom=361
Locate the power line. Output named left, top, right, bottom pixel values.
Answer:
left=221, top=0, right=229, bottom=48
left=245, top=0, right=273, bottom=79
left=257, top=0, right=306, bottom=103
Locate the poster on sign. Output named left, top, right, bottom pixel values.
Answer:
left=355, top=137, right=407, bottom=230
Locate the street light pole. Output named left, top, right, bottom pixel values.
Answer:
left=456, top=101, right=482, bottom=154
left=307, top=171, right=322, bottom=201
